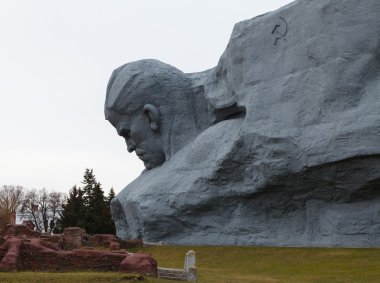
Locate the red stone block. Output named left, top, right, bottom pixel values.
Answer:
left=63, top=227, right=83, bottom=250
left=120, top=252, right=157, bottom=277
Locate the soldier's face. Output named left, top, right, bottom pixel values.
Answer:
left=108, top=107, right=165, bottom=170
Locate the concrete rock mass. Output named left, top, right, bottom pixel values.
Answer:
left=106, top=0, right=380, bottom=246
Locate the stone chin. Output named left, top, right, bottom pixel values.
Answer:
left=142, top=160, right=156, bottom=170
left=138, top=152, right=165, bottom=170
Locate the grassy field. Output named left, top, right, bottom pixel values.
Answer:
left=1, top=246, right=380, bottom=282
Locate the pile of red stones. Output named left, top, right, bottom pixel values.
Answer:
left=0, top=224, right=157, bottom=276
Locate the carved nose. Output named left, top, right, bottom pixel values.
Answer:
left=126, top=140, right=136, bottom=152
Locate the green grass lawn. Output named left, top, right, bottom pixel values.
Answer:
left=1, top=246, right=380, bottom=282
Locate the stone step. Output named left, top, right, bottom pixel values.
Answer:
left=158, top=271, right=187, bottom=277
left=159, top=275, right=188, bottom=281
left=158, top=267, right=188, bottom=281
left=159, top=272, right=187, bottom=277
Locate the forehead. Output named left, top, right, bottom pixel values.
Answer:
left=106, top=64, right=154, bottom=113
left=106, top=64, right=139, bottom=107
left=109, top=110, right=131, bottom=122
left=106, top=86, right=147, bottom=121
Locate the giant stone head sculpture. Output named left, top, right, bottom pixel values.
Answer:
left=105, top=59, right=213, bottom=169
left=105, top=0, right=380, bottom=247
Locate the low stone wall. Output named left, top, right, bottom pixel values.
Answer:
left=0, top=225, right=157, bottom=275
left=91, top=234, right=120, bottom=250
left=21, top=244, right=128, bottom=271
left=0, top=224, right=41, bottom=238
left=119, top=239, right=143, bottom=249
left=63, top=227, right=84, bottom=250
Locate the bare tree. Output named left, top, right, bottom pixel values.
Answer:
left=0, top=185, right=24, bottom=228
left=21, top=188, right=65, bottom=233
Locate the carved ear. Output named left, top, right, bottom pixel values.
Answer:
left=143, top=104, right=160, bottom=132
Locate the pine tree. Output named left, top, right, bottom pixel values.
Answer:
left=103, top=188, right=116, bottom=234
left=107, top=188, right=116, bottom=206
left=85, top=181, right=107, bottom=234
left=58, top=185, right=86, bottom=231
left=81, top=168, right=97, bottom=207
left=59, top=169, right=116, bottom=234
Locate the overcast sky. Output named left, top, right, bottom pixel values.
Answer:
left=0, top=0, right=293, bottom=194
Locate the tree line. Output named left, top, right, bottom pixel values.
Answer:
left=0, top=168, right=116, bottom=235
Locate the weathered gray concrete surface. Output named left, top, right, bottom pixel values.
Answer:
left=107, top=0, right=380, bottom=246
